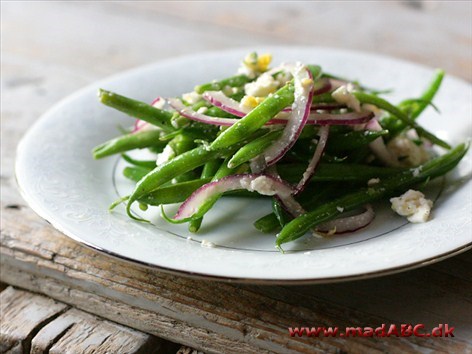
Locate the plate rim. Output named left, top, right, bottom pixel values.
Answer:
left=15, top=46, right=472, bottom=283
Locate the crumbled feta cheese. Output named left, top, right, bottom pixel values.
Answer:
left=152, top=99, right=166, bottom=109
left=201, top=239, right=216, bottom=248
left=186, top=236, right=193, bottom=241
left=275, top=71, right=292, bottom=85
left=336, top=206, right=344, bottom=213
left=367, top=178, right=380, bottom=186
left=244, top=73, right=279, bottom=97
left=412, top=166, right=422, bottom=177
left=387, top=135, right=429, bottom=167
left=156, top=144, right=175, bottom=165
left=182, top=91, right=201, bottom=104
left=390, top=189, right=433, bottom=223
left=197, top=107, right=208, bottom=114
left=332, top=83, right=361, bottom=112
left=240, top=176, right=277, bottom=196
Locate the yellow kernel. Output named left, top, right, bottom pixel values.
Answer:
left=301, top=78, right=314, bottom=88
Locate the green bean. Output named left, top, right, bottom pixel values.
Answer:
left=168, top=134, right=196, bottom=156
left=123, top=166, right=152, bottom=182
left=122, top=154, right=156, bottom=169
left=326, top=130, right=389, bottom=152
left=278, top=163, right=405, bottom=183
left=98, top=89, right=174, bottom=132
left=139, top=178, right=212, bottom=206
left=188, top=159, right=221, bottom=232
left=307, top=65, right=323, bottom=80
left=311, top=93, right=337, bottom=104
left=201, top=159, right=221, bottom=178
left=195, top=75, right=252, bottom=94
left=353, top=91, right=451, bottom=149
left=126, top=145, right=238, bottom=221
left=228, top=130, right=282, bottom=168
left=93, top=130, right=165, bottom=159
left=272, top=199, right=287, bottom=227
left=254, top=183, right=349, bottom=233
left=276, top=143, right=468, bottom=247
left=187, top=157, right=241, bottom=225
left=210, top=83, right=295, bottom=150
left=382, top=69, right=445, bottom=137
left=254, top=213, right=280, bottom=233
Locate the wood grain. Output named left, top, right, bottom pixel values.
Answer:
left=1, top=2, right=471, bottom=353
left=0, top=287, right=162, bottom=354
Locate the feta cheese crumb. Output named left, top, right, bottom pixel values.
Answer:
left=368, top=178, right=380, bottom=186
left=390, top=189, right=433, bottom=223
left=197, top=107, right=208, bottom=114
left=387, top=135, right=430, bottom=167
left=240, top=176, right=277, bottom=196
left=244, top=73, right=279, bottom=97
left=152, top=98, right=166, bottom=109
left=412, top=166, right=422, bottom=177
left=156, top=144, right=175, bottom=165
left=336, top=206, right=344, bottom=213
left=201, top=239, right=216, bottom=248
left=186, top=236, right=193, bottom=241
left=182, top=91, right=201, bottom=104
left=332, top=83, right=361, bottom=112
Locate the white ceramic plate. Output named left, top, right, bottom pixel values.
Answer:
left=16, top=47, right=472, bottom=283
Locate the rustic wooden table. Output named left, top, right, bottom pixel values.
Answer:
left=1, top=2, right=471, bottom=353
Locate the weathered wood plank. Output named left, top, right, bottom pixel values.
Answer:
left=43, top=309, right=160, bottom=354
left=0, top=287, right=68, bottom=353
left=0, top=287, right=165, bottom=354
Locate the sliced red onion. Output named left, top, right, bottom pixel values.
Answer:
left=262, top=64, right=315, bottom=166
left=170, top=97, right=371, bottom=128
left=295, top=125, right=330, bottom=193
left=312, top=77, right=332, bottom=95
left=311, top=103, right=347, bottom=111
left=172, top=174, right=304, bottom=221
left=316, top=204, right=375, bottom=234
left=132, top=120, right=149, bottom=133
left=202, top=91, right=250, bottom=118
left=328, top=78, right=350, bottom=91
left=203, top=89, right=348, bottom=117
left=273, top=111, right=374, bottom=126
left=168, top=98, right=238, bottom=126
left=366, top=119, right=400, bottom=167
left=133, top=97, right=163, bottom=133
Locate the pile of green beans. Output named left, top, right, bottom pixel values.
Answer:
left=92, top=58, right=467, bottom=250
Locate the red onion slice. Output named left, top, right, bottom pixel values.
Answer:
left=172, top=174, right=304, bottom=221
left=170, top=97, right=371, bottom=127
left=295, top=125, right=330, bottom=193
left=312, top=77, right=332, bottom=95
left=203, top=89, right=349, bottom=118
left=168, top=98, right=239, bottom=126
left=133, top=97, right=163, bottom=133
left=366, top=119, right=400, bottom=167
left=262, top=64, right=315, bottom=166
left=272, top=111, right=374, bottom=126
left=316, top=204, right=375, bottom=234
left=202, top=91, right=250, bottom=117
